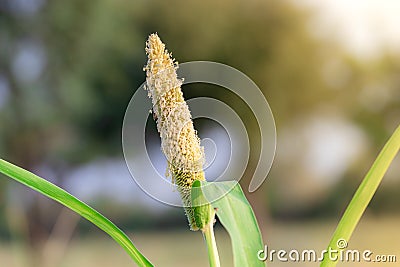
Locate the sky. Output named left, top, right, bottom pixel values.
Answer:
left=298, top=0, right=400, bottom=58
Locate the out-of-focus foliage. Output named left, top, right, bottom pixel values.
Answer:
left=0, top=0, right=334, bottom=163
left=0, top=0, right=399, bottom=235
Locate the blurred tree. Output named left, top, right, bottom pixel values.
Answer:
left=0, top=1, right=146, bottom=265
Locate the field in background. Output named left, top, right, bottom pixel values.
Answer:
left=1, top=215, right=398, bottom=267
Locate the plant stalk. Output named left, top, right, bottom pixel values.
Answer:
left=202, top=209, right=221, bottom=267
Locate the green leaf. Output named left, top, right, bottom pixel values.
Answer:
left=201, top=181, right=265, bottom=267
left=0, top=159, right=153, bottom=267
left=191, top=180, right=212, bottom=230
left=321, top=125, right=400, bottom=267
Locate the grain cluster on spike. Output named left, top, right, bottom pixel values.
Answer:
left=144, top=33, right=205, bottom=230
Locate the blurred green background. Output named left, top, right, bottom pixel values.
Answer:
left=0, top=0, right=399, bottom=266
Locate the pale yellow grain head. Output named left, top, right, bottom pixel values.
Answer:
left=144, top=33, right=205, bottom=230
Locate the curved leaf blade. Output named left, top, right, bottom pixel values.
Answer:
left=321, top=125, right=400, bottom=267
left=201, top=181, right=265, bottom=267
left=0, top=159, right=153, bottom=267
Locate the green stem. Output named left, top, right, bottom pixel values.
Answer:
left=202, top=209, right=221, bottom=267
left=321, top=125, right=400, bottom=267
